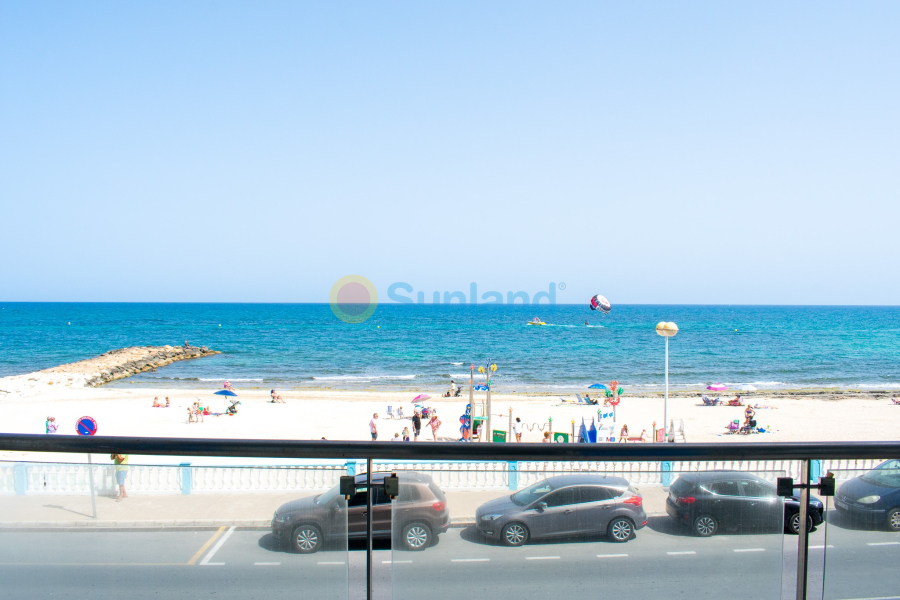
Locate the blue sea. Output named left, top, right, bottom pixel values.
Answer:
left=0, top=303, right=898, bottom=393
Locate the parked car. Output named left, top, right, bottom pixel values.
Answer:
left=833, top=459, right=900, bottom=531
left=475, top=474, right=647, bottom=545
left=666, top=471, right=824, bottom=536
left=272, top=471, right=450, bottom=553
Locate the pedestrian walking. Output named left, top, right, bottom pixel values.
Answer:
left=369, top=413, right=379, bottom=440
left=428, top=413, right=442, bottom=441
left=111, top=453, right=129, bottom=502
left=412, top=410, right=422, bottom=441
left=513, top=417, right=523, bottom=442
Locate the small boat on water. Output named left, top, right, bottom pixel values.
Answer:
left=527, top=317, right=546, bottom=326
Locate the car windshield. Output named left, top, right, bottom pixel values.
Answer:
left=860, top=460, right=900, bottom=488
left=511, top=481, right=555, bottom=506
left=316, top=485, right=341, bottom=505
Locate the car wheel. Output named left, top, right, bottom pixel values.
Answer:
left=401, top=522, right=431, bottom=551
left=886, top=508, right=900, bottom=532
left=502, top=522, right=529, bottom=546
left=291, top=524, right=323, bottom=554
left=693, top=514, right=718, bottom=537
left=607, top=517, right=634, bottom=543
left=787, top=512, right=814, bottom=535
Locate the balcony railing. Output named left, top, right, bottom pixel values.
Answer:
left=1, top=434, right=898, bottom=600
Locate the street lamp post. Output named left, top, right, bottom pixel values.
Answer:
left=655, top=321, right=678, bottom=442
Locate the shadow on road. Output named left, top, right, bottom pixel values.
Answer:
left=644, top=515, right=785, bottom=537
left=825, top=510, right=891, bottom=532
left=458, top=524, right=633, bottom=547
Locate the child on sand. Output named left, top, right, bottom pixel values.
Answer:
left=429, top=413, right=442, bottom=441
left=152, top=396, right=162, bottom=407
left=45, top=417, right=57, bottom=434
left=542, top=431, right=552, bottom=443
left=402, top=427, right=410, bottom=442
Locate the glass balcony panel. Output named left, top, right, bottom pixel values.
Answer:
left=0, top=457, right=349, bottom=599
left=823, top=459, right=900, bottom=600
left=388, top=460, right=786, bottom=600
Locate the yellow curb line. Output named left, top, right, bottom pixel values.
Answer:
left=187, top=526, right=226, bottom=565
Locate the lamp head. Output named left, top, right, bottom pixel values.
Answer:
left=655, top=321, right=678, bottom=337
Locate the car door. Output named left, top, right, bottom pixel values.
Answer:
left=702, top=480, right=742, bottom=527
left=372, top=486, right=393, bottom=536
left=347, top=486, right=370, bottom=537
left=739, top=480, right=782, bottom=530
left=524, top=487, right=579, bottom=539
left=575, top=485, right=617, bottom=534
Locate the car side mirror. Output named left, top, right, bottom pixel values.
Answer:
left=537, top=501, right=548, bottom=511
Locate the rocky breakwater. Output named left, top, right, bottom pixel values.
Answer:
left=40, top=345, right=222, bottom=387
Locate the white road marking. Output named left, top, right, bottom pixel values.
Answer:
left=254, top=562, right=281, bottom=566
left=667, top=551, right=696, bottom=555
left=733, top=548, right=765, bottom=553
left=597, top=553, right=628, bottom=558
left=451, top=558, right=490, bottom=562
left=809, top=545, right=835, bottom=550
left=836, top=596, right=900, bottom=600
left=200, top=526, right=235, bottom=566
left=866, top=542, right=900, bottom=546
left=317, top=561, right=346, bottom=565
left=383, top=560, right=412, bottom=564
left=525, top=556, right=560, bottom=560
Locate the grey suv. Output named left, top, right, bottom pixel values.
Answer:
left=475, top=474, right=647, bottom=545
left=272, top=471, right=450, bottom=553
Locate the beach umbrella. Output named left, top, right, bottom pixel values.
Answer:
left=214, top=389, right=238, bottom=397
left=588, top=383, right=606, bottom=390
left=413, top=394, right=430, bottom=402
left=741, top=384, right=757, bottom=392
left=707, top=384, right=728, bottom=392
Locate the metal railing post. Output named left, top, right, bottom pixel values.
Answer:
left=796, top=459, right=811, bottom=600
left=366, top=457, right=373, bottom=600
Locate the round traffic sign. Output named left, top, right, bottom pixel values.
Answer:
left=76, top=416, right=97, bottom=436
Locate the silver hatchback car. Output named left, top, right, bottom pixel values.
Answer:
left=475, top=474, right=647, bottom=545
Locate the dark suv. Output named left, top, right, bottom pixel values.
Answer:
left=666, top=471, right=824, bottom=536
left=272, top=471, right=450, bottom=553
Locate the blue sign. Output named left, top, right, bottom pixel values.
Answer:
left=76, top=416, right=97, bottom=436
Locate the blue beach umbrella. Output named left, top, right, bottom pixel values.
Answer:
left=214, top=389, right=238, bottom=397
left=588, top=383, right=606, bottom=390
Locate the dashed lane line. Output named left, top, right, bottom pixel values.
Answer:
left=451, top=558, right=490, bottom=562
left=525, top=556, right=560, bottom=560
left=809, top=545, right=835, bottom=550
left=836, top=596, right=900, bottom=600
left=667, top=551, right=697, bottom=555
left=254, top=562, right=281, bottom=566
left=597, top=554, right=628, bottom=558
left=866, top=542, right=900, bottom=546
left=733, top=548, right=765, bottom=553
left=383, top=560, right=412, bottom=564
left=199, top=526, right=235, bottom=566
left=187, top=526, right=226, bottom=566
left=317, top=561, right=346, bottom=565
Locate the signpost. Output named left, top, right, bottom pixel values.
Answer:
left=76, top=417, right=98, bottom=519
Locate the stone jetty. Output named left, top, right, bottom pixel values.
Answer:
left=40, top=345, right=220, bottom=387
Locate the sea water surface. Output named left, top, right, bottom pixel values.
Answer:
left=0, top=303, right=898, bottom=392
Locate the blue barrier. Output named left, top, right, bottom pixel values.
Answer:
left=180, top=463, right=192, bottom=495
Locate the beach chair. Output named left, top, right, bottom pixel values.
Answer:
left=892, top=397, right=900, bottom=405
left=386, top=406, right=395, bottom=419
left=626, top=429, right=647, bottom=443
left=575, top=394, right=587, bottom=404
left=725, top=420, right=740, bottom=434
left=702, top=395, right=715, bottom=406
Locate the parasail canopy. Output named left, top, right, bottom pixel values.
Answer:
left=589, top=294, right=612, bottom=314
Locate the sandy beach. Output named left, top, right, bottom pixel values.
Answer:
left=2, top=376, right=898, bottom=459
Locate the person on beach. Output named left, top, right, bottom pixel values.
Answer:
left=513, top=417, right=523, bottom=442
left=428, top=413, right=442, bottom=441
left=412, top=410, right=422, bottom=441
left=402, top=427, right=410, bottom=442
left=45, top=416, right=57, bottom=434
left=370, top=413, right=379, bottom=440
left=744, top=405, right=756, bottom=426
left=619, top=424, right=629, bottom=442
left=152, top=396, right=162, bottom=407
left=444, top=380, right=457, bottom=397
left=224, top=380, right=233, bottom=391
left=542, top=431, right=552, bottom=443
left=270, top=389, right=285, bottom=403
left=391, top=432, right=401, bottom=442
left=111, top=454, right=129, bottom=502
left=165, top=396, right=170, bottom=407
left=193, top=400, right=204, bottom=423
left=397, top=406, right=404, bottom=419
left=187, top=406, right=196, bottom=423
left=184, top=340, right=189, bottom=348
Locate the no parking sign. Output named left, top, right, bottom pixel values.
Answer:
left=76, top=416, right=97, bottom=436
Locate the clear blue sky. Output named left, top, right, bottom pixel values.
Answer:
left=1, top=1, right=897, bottom=304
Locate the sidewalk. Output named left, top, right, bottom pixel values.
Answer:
left=0, top=486, right=670, bottom=529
